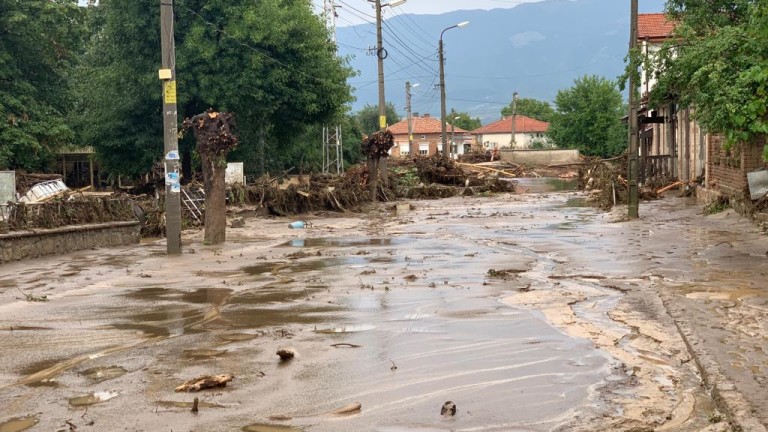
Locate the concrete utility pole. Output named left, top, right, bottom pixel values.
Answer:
left=439, top=21, right=469, bottom=158
left=159, top=0, right=181, bottom=255
left=374, top=0, right=386, bottom=132
left=510, top=91, right=518, bottom=148
left=628, top=0, right=640, bottom=218
left=406, top=81, right=417, bottom=156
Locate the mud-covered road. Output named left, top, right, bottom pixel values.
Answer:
left=1, top=189, right=766, bottom=431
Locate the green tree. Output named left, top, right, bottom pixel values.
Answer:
left=651, top=1, right=767, bottom=159
left=75, top=0, right=355, bottom=178
left=548, top=75, right=626, bottom=157
left=355, top=103, right=401, bottom=136
left=449, top=110, right=481, bottom=131
left=501, top=97, right=555, bottom=123
left=0, top=0, right=86, bottom=171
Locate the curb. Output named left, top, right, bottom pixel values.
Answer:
left=660, top=292, right=767, bottom=432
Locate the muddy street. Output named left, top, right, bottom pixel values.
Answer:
left=1, top=190, right=766, bottom=431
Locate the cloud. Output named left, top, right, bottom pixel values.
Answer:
left=509, top=31, right=546, bottom=48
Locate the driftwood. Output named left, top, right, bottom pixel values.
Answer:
left=175, top=374, right=234, bottom=392
left=456, top=162, right=518, bottom=177
left=657, top=181, right=685, bottom=194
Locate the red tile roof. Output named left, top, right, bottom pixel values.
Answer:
left=471, top=115, right=548, bottom=135
left=388, top=115, right=469, bottom=135
left=638, top=13, right=676, bottom=40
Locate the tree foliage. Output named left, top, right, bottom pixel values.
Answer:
left=501, top=97, right=555, bottom=123
left=0, top=0, right=86, bottom=171
left=449, top=110, right=482, bottom=131
left=548, top=75, right=626, bottom=157
left=355, top=103, right=401, bottom=137
left=651, top=0, right=767, bottom=157
left=75, top=0, right=355, bottom=178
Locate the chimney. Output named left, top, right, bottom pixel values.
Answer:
left=422, top=113, right=430, bottom=118
left=413, top=112, right=419, bottom=118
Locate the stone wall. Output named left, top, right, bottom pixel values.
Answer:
left=708, top=135, right=766, bottom=195
left=500, top=149, right=581, bottom=166
left=0, top=221, right=141, bottom=263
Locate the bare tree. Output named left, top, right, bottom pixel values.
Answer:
left=182, top=110, right=238, bottom=245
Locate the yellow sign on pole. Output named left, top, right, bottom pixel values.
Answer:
left=379, top=115, right=387, bottom=129
left=164, top=80, right=177, bottom=104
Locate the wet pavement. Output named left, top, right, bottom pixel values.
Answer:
left=0, top=187, right=765, bottom=431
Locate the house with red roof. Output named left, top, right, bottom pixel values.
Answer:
left=470, top=115, right=550, bottom=151
left=638, top=13, right=677, bottom=100
left=387, top=114, right=472, bottom=158
left=637, top=13, right=764, bottom=201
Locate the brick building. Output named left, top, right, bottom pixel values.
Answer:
left=387, top=114, right=471, bottom=158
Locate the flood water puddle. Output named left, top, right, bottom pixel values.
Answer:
left=516, top=177, right=578, bottom=193
left=156, top=400, right=227, bottom=409
left=183, top=349, right=227, bottom=359
left=242, top=424, right=301, bottom=431
left=69, top=390, right=119, bottom=407
left=314, top=324, right=376, bottom=334
left=280, top=238, right=414, bottom=248
left=81, top=366, right=127, bottom=383
left=0, top=417, right=38, bottom=432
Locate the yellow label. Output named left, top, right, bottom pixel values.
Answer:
left=409, top=134, right=413, bottom=141
left=164, top=80, right=177, bottom=104
left=379, top=115, right=387, bottom=129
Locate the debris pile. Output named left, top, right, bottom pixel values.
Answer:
left=458, top=151, right=491, bottom=163
left=14, top=172, right=63, bottom=195
left=361, top=131, right=395, bottom=158
left=578, top=155, right=660, bottom=210
left=1, top=196, right=137, bottom=233
left=413, top=155, right=468, bottom=186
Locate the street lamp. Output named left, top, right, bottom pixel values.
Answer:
left=369, top=0, right=408, bottom=132
left=439, top=21, right=469, bottom=157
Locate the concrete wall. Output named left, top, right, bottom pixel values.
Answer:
left=0, top=221, right=141, bottom=264
left=499, top=149, right=581, bottom=166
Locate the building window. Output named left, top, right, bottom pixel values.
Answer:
left=419, top=149, right=428, bottom=155
left=420, top=135, right=426, bottom=140
left=419, top=143, right=429, bottom=155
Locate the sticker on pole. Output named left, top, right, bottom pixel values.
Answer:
left=166, top=171, right=179, bottom=184
left=379, top=115, right=387, bottom=129
left=164, top=80, right=177, bottom=104
left=170, top=182, right=181, bottom=193
left=165, top=150, right=180, bottom=160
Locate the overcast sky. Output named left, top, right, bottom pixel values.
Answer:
left=316, top=0, right=666, bottom=26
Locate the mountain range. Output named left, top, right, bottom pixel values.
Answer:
left=336, top=0, right=666, bottom=123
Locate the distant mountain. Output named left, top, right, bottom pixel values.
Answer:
left=336, top=0, right=665, bottom=123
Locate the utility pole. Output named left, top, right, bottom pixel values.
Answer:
left=510, top=92, right=518, bottom=148
left=374, top=0, right=386, bottom=132
left=406, top=81, right=416, bottom=157
left=159, top=0, right=181, bottom=255
left=628, top=0, right=640, bottom=218
left=439, top=21, right=468, bottom=158
left=439, top=38, right=447, bottom=157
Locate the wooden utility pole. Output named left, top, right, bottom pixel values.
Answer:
left=160, top=0, right=182, bottom=254
left=628, top=0, right=639, bottom=218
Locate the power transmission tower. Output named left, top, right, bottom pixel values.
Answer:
left=322, top=0, right=343, bottom=175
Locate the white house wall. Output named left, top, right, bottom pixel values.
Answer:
left=477, top=132, right=550, bottom=150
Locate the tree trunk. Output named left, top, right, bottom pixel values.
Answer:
left=182, top=110, right=238, bottom=246
left=201, top=152, right=227, bottom=245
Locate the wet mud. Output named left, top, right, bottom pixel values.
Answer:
left=0, top=188, right=764, bottom=430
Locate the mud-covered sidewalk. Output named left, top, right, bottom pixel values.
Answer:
left=0, top=191, right=766, bottom=431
